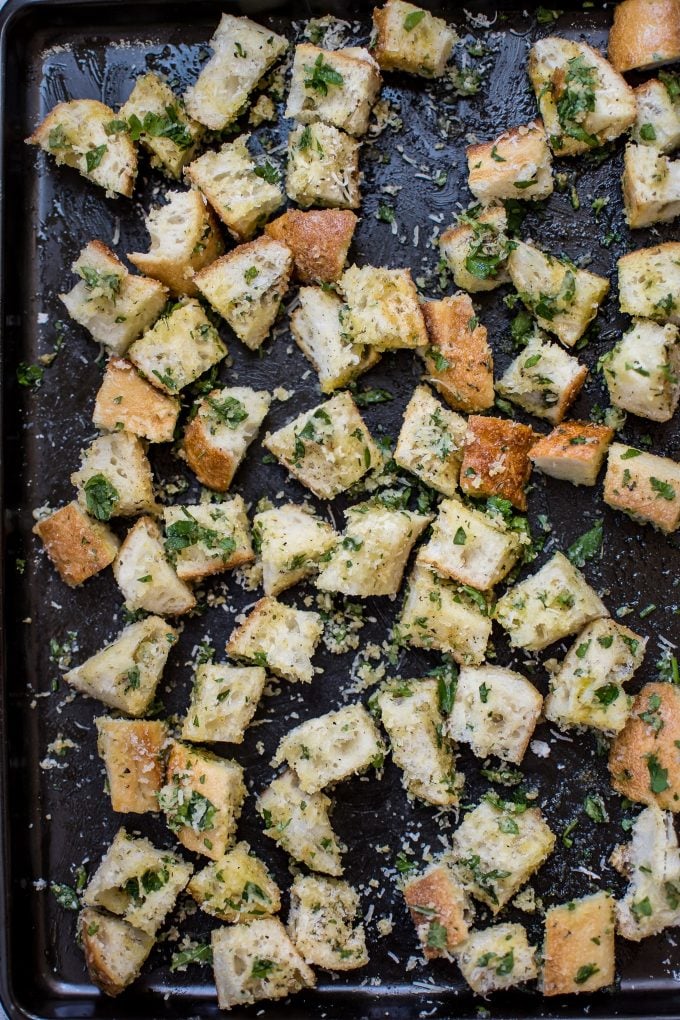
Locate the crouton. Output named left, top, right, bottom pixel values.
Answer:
left=163, top=498, right=253, bottom=583
left=26, top=98, right=137, bottom=197
left=265, top=208, right=357, bottom=283
left=633, top=78, right=680, bottom=153
left=397, top=557, right=492, bottom=665
left=508, top=240, right=610, bottom=347
left=340, top=264, right=428, bottom=350
left=286, top=123, right=361, bottom=209
left=72, top=431, right=157, bottom=520
left=608, top=0, right=680, bottom=72
left=96, top=717, right=167, bottom=813
left=372, top=1, right=457, bottom=77
left=212, top=917, right=315, bottom=1010
left=113, top=517, right=195, bottom=616
left=79, top=908, right=153, bottom=997
left=529, top=420, right=614, bottom=486
left=394, top=384, right=467, bottom=497
left=446, top=665, right=543, bottom=765
left=439, top=204, right=511, bottom=294
left=273, top=703, right=385, bottom=794
left=315, top=498, right=431, bottom=597
left=420, top=294, right=494, bottom=412
left=181, top=664, right=266, bottom=744
left=611, top=804, right=680, bottom=939
left=618, top=243, right=680, bottom=324
left=609, top=682, right=680, bottom=810
left=184, top=15, right=288, bottom=130
left=623, top=143, right=680, bottom=228
left=60, top=240, right=167, bottom=355
left=183, top=386, right=271, bottom=491
left=603, top=319, right=680, bottom=422
left=375, top=678, right=460, bottom=806
left=127, top=299, right=226, bottom=395
left=64, top=616, right=176, bottom=716
left=285, top=44, right=381, bottom=137
left=93, top=357, right=180, bottom=442
left=253, top=503, right=337, bottom=596
left=467, top=120, right=553, bottom=203
left=288, top=874, right=368, bottom=970
left=194, top=238, right=292, bottom=350
left=188, top=841, right=281, bottom=923
left=33, top=502, right=118, bottom=587
left=118, top=73, right=202, bottom=178
left=257, top=769, right=346, bottom=875
left=403, top=862, right=471, bottom=958
left=458, top=415, right=535, bottom=511
left=542, top=891, right=616, bottom=995
left=456, top=923, right=538, bottom=995
left=226, top=596, right=322, bottom=684
left=497, top=332, right=588, bottom=424
left=185, top=136, right=283, bottom=240
left=528, top=36, right=636, bottom=156
left=262, top=392, right=382, bottom=500
left=128, top=190, right=223, bottom=297
left=545, top=618, right=645, bottom=735
left=603, top=442, right=680, bottom=532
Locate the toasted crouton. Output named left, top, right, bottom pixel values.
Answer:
left=184, top=15, right=288, bottom=130
left=402, top=862, right=470, bottom=958
left=496, top=332, right=588, bottom=424
left=118, top=73, right=203, bottom=178
left=72, top=431, right=157, bottom=520
left=254, top=503, right=337, bottom=596
left=420, top=294, right=494, bottom=412
left=285, top=44, right=381, bottom=137
left=394, top=384, right=467, bottom=497
left=456, top=923, right=538, bottom=995
left=60, top=240, right=167, bottom=355
left=528, top=36, right=636, bottom=156
left=33, top=502, right=119, bottom=586
left=611, top=804, right=680, bottom=940
left=163, top=498, right=254, bottom=582
left=618, top=242, right=680, bottom=324
left=212, top=917, right=315, bottom=1010
left=623, top=143, right=680, bottom=227
left=340, top=264, right=428, bottom=350
left=286, top=123, right=361, bottom=209
left=127, top=299, right=226, bottom=395
left=183, top=386, right=271, bottom=491
left=288, top=874, right=368, bottom=970
left=96, top=717, right=167, bottom=813
left=93, top=358, right=180, bottom=442
left=113, top=516, right=195, bottom=616
left=603, top=442, right=680, bottom=532
left=257, top=769, right=346, bottom=875
left=467, top=120, right=553, bottom=203
left=542, top=892, right=616, bottom=995
left=609, top=682, right=680, bottom=810
left=79, top=907, right=153, bottom=997
left=372, top=1, right=457, bottom=77
left=633, top=78, right=680, bottom=153
left=226, top=596, right=322, bottom=684
left=458, top=415, right=535, bottom=511
left=26, top=98, right=137, bottom=197
left=181, top=664, right=266, bottom=744
left=529, top=420, right=614, bottom=486
left=188, top=841, right=281, bottom=923
left=194, top=237, right=292, bottom=350
left=603, top=318, right=680, bottom=422
left=439, top=204, right=511, bottom=294
left=64, top=616, right=176, bottom=716
left=265, top=209, right=357, bottom=283
left=608, top=0, right=680, bottom=72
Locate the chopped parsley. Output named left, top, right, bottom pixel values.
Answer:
left=85, top=144, right=107, bottom=173
left=170, top=942, right=213, bottom=971
left=304, top=54, right=344, bottom=95
left=83, top=473, right=119, bottom=521
left=646, top=753, right=670, bottom=793
left=403, top=9, right=427, bottom=31
left=567, top=518, right=603, bottom=567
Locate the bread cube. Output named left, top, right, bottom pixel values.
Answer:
left=529, top=420, right=614, bottom=486
left=419, top=498, right=522, bottom=591
left=619, top=243, right=680, bottom=324
left=508, top=240, right=609, bottom=348
left=263, top=391, right=382, bottom=500
left=495, top=552, right=608, bottom=652
left=609, top=682, right=680, bottom=810
left=403, top=862, right=470, bottom=958
left=446, top=665, right=543, bottom=765
left=286, top=123, right=361, bottom=209
left=603, top=442, right=680, bottom=533
left=376, top=678, right=459, bottom=806
left=33, top=501, right=118, bottom=587
left=372, top=1, right=457, bottom=78
left=611, top=804, right=680, bottom=940
left=194, top=237, right=292, bottom=350
left=60, top=241, right=167, bottom=355
left=633, top=78, right=680, bottom=153
left=128, top=190, right=223, bottom=297
left=181, top=664, right=266, bottom=744
left=456, top=923, right=538, bottom=995
left=397, top=558, right=492, bottom=665
left=93, top=357, right=180, bottom=442
left=185, top=136, right=283, bottom=240
left=118, top=73, right=202, bottom=178
left=163, top=497, right=254, bottom=583
left=65, top=616, right=176, bottom=716
left=79, top=907, right=153, bottom=997
left=315, top=500, right=431, bottom=597
left=72, top=431, right=157, bottom=520
left=603, top=319, right=680, bottom=422
left=183, top=386, right=271, bottom=491
left=528, top=36, right=636, bottom=157
left=96, top=717, right=167, bottom=813
left=127, top=299, right=226, bottom=395
left=623, top=143, right=680, bottom=228
left=83, top=828, right=192, bottom=936
left=273, top=703, right=385, bottom=794
left=340, top=264, right=428, bottom=350
left=467, top=121, right=553, bottom=203
left=212, top=917, right=315, bottom=1011
left=439, top=204, right=511, bottom=294
left=226, top=596, right=322, bottom=684
left=394, top=384, right=467, bottom=497
left=497, top=332, right=588, bottom=425
left=288, top=874, right=368, bottom=970
left=188, top=841, right=281, bottom=923
left=291, top=286, right=379, bottom=394
left=608, top=0, right=680, bottom=72
left=459, top=415, right=535, bottom=511
left=184, top=15, right=288, bottom=130
left=452, top=800, right=555, bottom=912
left=421, top=293, right=494, bottom=412
left=265, top=208, right=357, bottom=283
left=285, top=44, right=381, bottom=137
left=27, top=98, right=137, bottom=197
left=253, top=503, right=337, bottom=596
left=258, top=769, right=345, bottom=875
left=113, top=517, right=195, bottom=616
left=545, top=618, right=645, bottom=735
left=542, top=892, right=615, bottom=995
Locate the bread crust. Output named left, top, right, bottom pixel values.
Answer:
left=33, top=502, right=118, bottom=586
left=265, top=209, right=357, bottom=283
left=459, top=416, right=535, bottom=510
left=530, top=421, right=614, bottom=485
left=183, top=413, right=237, bottom=491
left=403, top=864, right=469, bottom=958
left=609, top=681, right=680, bottom=809
left=542, top=892, right=616, bottom=995
left=93, top=357, right=180, bottom=443
left=421, top=294, right=494, bottom=412
left=609, top=0, right=680, bottom=71
left=96, top=718, right=167, bottom=813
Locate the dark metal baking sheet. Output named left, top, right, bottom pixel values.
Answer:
left=1, top=0, right=679, bottom=1017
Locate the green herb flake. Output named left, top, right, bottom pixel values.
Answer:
left=567, top=518, right=603, bottom=567
left=83, top=473, right=119, bottom=521
left=403, top=9, right=427, bottom=31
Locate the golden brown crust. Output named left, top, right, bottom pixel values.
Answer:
left=93, top=357, right=180, bottom=443
left=543, top=892, right=616, bottom=995
left=265, top=209, right=357, bottom=283
left=403, top=865, right=469, bottom=958
left=97, top=718, right=167, bottom=813
left=459, top=416, right=535, bottom=511
left=420, top=294, right=494, bottom=412
left=609, top=682, right=680, bottom=810
left=371, top=7, right=393, bottom=68
left=33, top=503, right=118, bottom=586
left=604, top=446, right=680, bottom=533
left=177, top=546, right=255, bottom=584
left=556, top=365, right=589, bottom=422
left=183, top=415, right=237, bottom=492
left=165, top=742, right=242, bottom=859
left=608, top=0, right=680, bottom=71
left=530, top=421, right=614, bottom=466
